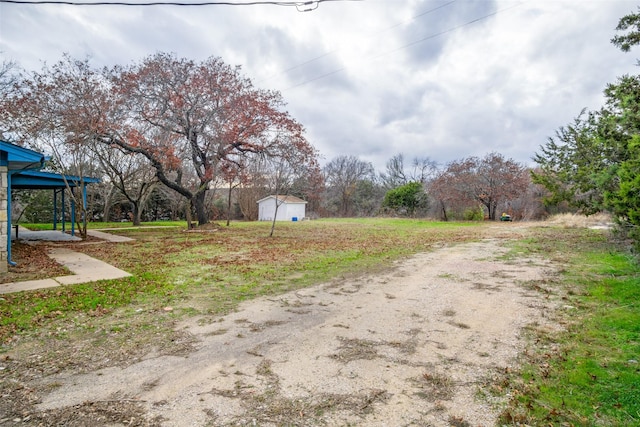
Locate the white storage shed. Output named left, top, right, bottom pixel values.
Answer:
left=257, top=195, right=307, bottom=222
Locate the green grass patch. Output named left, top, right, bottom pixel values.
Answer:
left=1, top=219, right=484, bottom=342
left=0, top=274, right=181, bottom=340
left=500, top=227, right=640, bottom=426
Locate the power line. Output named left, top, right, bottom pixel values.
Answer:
left=378, top=2, right=523, bottom=58
left=0, top=0, right=361, bottom=10
left=257, top=1, right=457, bottom=84
left=286, top=1, right=524, bottom=90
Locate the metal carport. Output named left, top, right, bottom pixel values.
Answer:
left=1, top=140, right=99, bottom=270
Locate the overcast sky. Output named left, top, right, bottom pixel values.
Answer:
left=1, top=0, right=638, bottom=172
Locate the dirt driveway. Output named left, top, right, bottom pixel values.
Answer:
left=4, top=236, right=557, bottom=426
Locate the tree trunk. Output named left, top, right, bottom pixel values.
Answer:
left=269, top=198, right=282, bottom=237
left=193, top=191, right=209, bottom=225
left=102, top=186, right=116, bottom=222
left=185, top=201, right=193, bottom=228
left=131, top=201, right=142, bottom=226
left=485, top=199, right=498, bottom=220
left=226, top=183, right=232, bottom=227
left=440, top=200, right=448, bottom=221
left=269, top=210, right=277, bottom=237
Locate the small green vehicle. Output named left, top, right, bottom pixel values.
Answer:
left=500, top=213, right=512, bottom=221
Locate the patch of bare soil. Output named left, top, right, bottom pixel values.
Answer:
left=1, top=236, right=558, bottom=426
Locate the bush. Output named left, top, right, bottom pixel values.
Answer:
left=463, top=206, right=484, bottom=221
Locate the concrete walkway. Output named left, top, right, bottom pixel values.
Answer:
left=0, top=248, right=132, bottom=294
left=1, top=228, right=134, bottom=294
left=86, top=229, right=134, bottom=243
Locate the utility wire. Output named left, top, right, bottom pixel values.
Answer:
left=0, top=0, right=360, bottom=8
left=376, top=1, right=523, bottom=58
left=285, top=2, right=525, bottom=90
left=257, top=0, right=457, bottom=84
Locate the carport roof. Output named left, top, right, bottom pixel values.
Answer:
left=0, top=140, right=100, bottom=188
left=0, top=139, right=46, bottom=171
left=11, top=170, right=101, bottom=189
left=1, top=139, right=101, bottom=268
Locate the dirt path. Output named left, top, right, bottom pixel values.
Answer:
left=22, top=237, right=557, bottom=426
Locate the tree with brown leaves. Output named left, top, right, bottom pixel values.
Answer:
left=3, top=53, right=318, bottom=226
left=432, top=152, right=529, bottom=221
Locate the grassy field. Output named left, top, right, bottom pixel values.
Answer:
left=2, top=218, right=639, bottom=425
left=4, top=219, right=486, bottom=338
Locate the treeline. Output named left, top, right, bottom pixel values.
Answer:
left=0, top=53, right=547, bottom=227
left=319, top=152, right=537, bottom=221
left=11, top=149, right=546, bottom=225
left=3, top=2, right=640, bottom=246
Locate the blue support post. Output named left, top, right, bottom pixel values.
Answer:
left=61, top=189, right=65, bottom=233
left=83, top=184, right=87, bottom=229
left=53, top=189, right=58, bottom=230
left=71, top=193, right=75, bottom=237
left=7, top=172, right=15, bottom=266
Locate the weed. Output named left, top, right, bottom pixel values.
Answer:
left=204, top=328, right=227, bottom=336
left=331, top=337, right=380, bottom=362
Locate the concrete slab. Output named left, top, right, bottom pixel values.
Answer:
left=11, top=226, right=136, bottom=243
left=11, top=226, right=82, bottom=242
left=48, top=248, right=132, bottom=284
left=0, top=278, right=61, bottom=294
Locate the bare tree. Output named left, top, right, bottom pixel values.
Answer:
left=2, top=57, right=106, bottom=236
left=380, top=153, right=438, bottom=189
left=380, top=153, right=409, bottom=189
left=0, top=58, right=19, bottom=128
left=410, top=156, right=438, bottom=184
left=236, top=157, right=269, bottom=221
left=92, top=143, right=158, bottom=225
left=261, top=133, right=319, bottom=236
left=323, top=155, right=375, bottom=216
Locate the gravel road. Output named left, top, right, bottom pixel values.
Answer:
left=27, top=237, right=556, bottom=426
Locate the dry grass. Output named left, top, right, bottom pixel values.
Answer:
left=330, top=337, right=380, bottom=362
left=544, top=213, right=613, bottom=229
left=410, top=371, right=455, bottom=401
left=206, top=358, right=391, bottom=425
